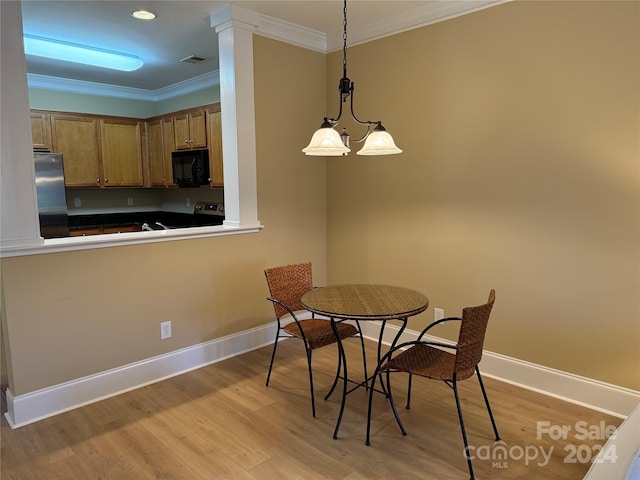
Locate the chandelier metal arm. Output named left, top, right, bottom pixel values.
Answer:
left=348, top=84, right=380, bottom=126
left=324, top=78, right=382, bottom=143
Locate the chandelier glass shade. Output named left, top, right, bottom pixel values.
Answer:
left=302, top=120, right=351, bottom=156
left=357, top=124, right=402, bottom=155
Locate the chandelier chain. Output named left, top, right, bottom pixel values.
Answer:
left=342, top=0, right=348, bottom=78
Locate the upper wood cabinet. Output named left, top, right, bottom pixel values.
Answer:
left=37, top=103, right=219, bottom=190
left=206, top=108, right=224, bottom=188
left=146, top=118, right=175, bottom=187
left=51, top=114, right=101, bottom=187
left=146, top=119, right=166, bottom=187
left=100, top=118, right=144, bottom=187
left=50, top=113, right=143, bottom=188
left=30, top=112, right=52, bottom=151
left=162, top=117, right=175, bottom=184
left=173, top=110, right=207, bottom=150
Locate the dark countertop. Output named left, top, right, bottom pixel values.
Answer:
left=68, top=211, right=222, bottom=230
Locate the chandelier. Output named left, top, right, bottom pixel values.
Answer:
left=302, top=0, right=402, bottom=156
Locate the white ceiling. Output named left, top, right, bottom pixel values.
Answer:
left=21, top=1, right=503, bottom=93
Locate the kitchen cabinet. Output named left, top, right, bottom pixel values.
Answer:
left=146, top=117, right=176, bottom=188
left=162, top=117, right=176, bottom=184
left=206, top=108, right=224, bottom=188
left=70, top=224, right=142, bottom=236
left=100, top=118, right=144, bottom=187
left=69, top=227, right=102, bottom=237
left=51, top=114, right=101, bottom=187
left=173, top=110, right=206, bottom=150
left=146, top=119, right=163, bottom=186
left=38, top=103, right=219, bottom=192
left=31, top=112, right=52, bottom=151
left=52, top=113, right=143, bottom=188
left=146, top=118, right=175, bottom=187
left=102, top=225, right=142, bottom=234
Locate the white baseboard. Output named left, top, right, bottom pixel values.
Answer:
left=4, top=322, right=276, bottom=429
left=4, top=319, right=639, bottom=429
left=357, top=321, right=639, bottom=419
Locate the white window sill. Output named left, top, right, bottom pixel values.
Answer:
left=0, top=223, right=263, bottom=258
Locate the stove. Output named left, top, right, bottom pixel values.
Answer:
left=193, top=202, right=225, bottom=226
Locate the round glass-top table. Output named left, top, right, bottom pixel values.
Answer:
left=301, top=284, right=428, bottom=321
left=301, top=284, right=429, bottom=439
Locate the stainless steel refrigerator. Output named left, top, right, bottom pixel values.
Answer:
left=33, top=152, right=69, bottom=238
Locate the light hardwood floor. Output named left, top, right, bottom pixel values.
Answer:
left=1, top=339, right=622, bottom=479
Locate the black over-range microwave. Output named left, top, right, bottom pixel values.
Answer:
left=171, top=149, right=210, bottom=187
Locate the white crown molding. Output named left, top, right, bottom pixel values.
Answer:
left=153, top=71, right=220, bottom=101
left=326, top=0, right=510, bottom=51
left=256, top=13, right=327, bottom=53
left=252, top=0, right=509, bottom=53
left=27, top=70, right=220, bottom=102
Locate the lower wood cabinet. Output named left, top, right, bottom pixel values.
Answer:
left=70, top=224, right=142, bottom=236
left=69, top=227, right=103, bottom=237
left=102, top=225, right=142, bottom=234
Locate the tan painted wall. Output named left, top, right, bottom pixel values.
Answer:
left=0, top=36, right=327, bottom=395
left=326, top=1, right=639, bottom=389
left=2, top=0, right=638, bottom=400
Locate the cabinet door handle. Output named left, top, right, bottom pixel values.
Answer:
left=97, top=178, right=100, bottom=183
left=104, top=178, right=108, bottom=183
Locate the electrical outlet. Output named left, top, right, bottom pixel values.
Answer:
left=160, top=321, right=172, bottom=339
left=74, top=197, right=81, bottom=207
left=127, top=197, right=134, bottom=206
left=434, top=308, right=445, bottom=322
left=186, top=197, right=190, bottom=207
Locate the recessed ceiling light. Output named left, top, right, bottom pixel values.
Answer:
left=23, top=34, right=144, bottom=71
left=131, top=10, right=156, bottom=20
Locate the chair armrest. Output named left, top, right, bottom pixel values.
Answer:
left=266, top=297, right=301, bottom=322
left=417, top=316, right=462, bottom=340
left=375, top=339, right=458, bottom=370
left=267, top=297, right=309, bottom=342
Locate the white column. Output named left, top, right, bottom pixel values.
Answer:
left=210, top=5, right=261, bottom=229
left=0, top=0, right=43, bottom=249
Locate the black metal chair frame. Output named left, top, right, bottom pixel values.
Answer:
left=265, top=296, right=368, bottom=418
left=365, top=296, right=500, bottom=480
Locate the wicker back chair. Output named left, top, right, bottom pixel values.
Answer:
left=264, top=262, right=363, bottom=417
left=366, top=290, right=500, bottom=480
